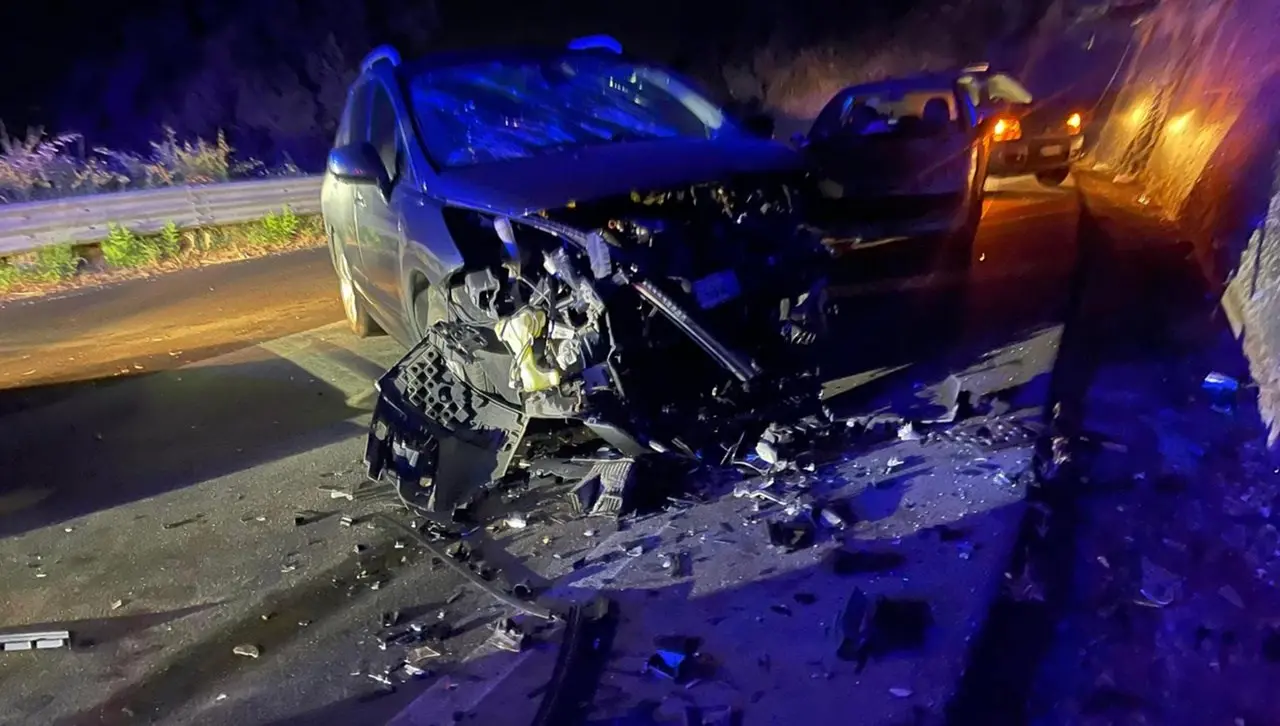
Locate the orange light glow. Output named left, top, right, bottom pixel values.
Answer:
left=1167, top=112, right=1193, bottom=134
left=1066, top=112, right=1083, bottom=134
left=992, top=117, right=1022, bottom=142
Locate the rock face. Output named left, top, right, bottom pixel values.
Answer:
left=1087, top=0, right=1280, bottom=443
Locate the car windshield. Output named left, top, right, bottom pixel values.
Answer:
left=408, top=56, right=731, bottom=168
left=984, top=73, right=1035, bottom=105
left=839, top=89, right=958, bottom=136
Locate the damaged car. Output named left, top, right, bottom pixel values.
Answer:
left=320, top=40, right=833, bottom=517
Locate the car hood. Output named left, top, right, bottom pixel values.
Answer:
left=431, top=137, right=805, bottom=216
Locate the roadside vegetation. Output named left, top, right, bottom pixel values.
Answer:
left=0, top=125, right=300, bottom=204
left=0, top=209, right=322, bottom=296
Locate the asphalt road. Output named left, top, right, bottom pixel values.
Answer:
left=0, top=176, right=1081, bottom=726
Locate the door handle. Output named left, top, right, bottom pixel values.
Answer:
left=354, top=190, right=366, bottom=208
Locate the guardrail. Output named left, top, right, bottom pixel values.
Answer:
left=0, top=176, right=324, bottom=257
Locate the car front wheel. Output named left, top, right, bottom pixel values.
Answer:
left=336, top=249, right=378, bottom=337
left=1035, top=167, right=1070, bottom=187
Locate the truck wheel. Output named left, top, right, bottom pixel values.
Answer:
left=1036, top=168, right=1070, bottom=187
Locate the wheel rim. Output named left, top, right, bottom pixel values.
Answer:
left=337, top=252, right=358, bottom=323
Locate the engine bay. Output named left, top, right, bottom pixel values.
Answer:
left=365, top=175, right=834, bottom=518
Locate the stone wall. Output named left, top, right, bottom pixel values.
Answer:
left=1087, top=0, right=1280, bottom=442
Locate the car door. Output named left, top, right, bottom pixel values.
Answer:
left=332, top=81, right=372, bottom=289
left=354, top=80, right=409, bottom=323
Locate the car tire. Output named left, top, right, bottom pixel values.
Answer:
left=1035, top=168, right=1070, bottom=187
left=412, top=284, right=446, bottom=339
left=335, top=248, right=378, bottom=338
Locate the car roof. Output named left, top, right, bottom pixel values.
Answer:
left=396, top=45, right=638, bottom=78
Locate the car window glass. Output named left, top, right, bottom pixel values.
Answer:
left=408, top=57, right=730, bottom=168
left=343, top=82, right=371, bottom=147
left=367, top=84, right=401, bottom=182
left=987, top=74, right=1034, bottom=104
left=810, top=92, right=850, bottom=140
left=837, top=91, right=956, bottom=136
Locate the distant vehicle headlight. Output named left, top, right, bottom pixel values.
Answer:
left=1066, top=112, right=1083, bottom=134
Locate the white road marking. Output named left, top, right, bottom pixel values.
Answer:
left=257, top=322, right=403, bottom=402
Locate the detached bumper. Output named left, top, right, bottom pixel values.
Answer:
left=988, top=135, right=1085, bottom=176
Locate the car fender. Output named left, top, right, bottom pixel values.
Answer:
left=396, top=193, right=468, bottom=308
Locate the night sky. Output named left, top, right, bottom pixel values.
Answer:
left=0, top=0, right=1055, bottom=167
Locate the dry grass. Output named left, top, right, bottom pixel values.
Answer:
left=0, top=125, right=300, bottom=204
left=0, top=212, right=324, bottom=298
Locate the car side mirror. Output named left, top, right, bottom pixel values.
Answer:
left=741, top=112, right=776, bottom=140
left=328, top=143, right=389, bottom=191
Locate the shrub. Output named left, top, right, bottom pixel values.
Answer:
left=101, top=224, right=159, bottom=268
left=157, top=221, right=183, bottom=259
left=251, top=206, right=301, bottom=247
left=0, top=124, right=298, bottom=203
left=33, top=244, right=80, bottom=281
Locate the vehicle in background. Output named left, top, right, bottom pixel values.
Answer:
left=793, top=73, right=992, bottom=270
left=321, top=39, right=832, bottom=516
left=958, top=64, right=1087, bottom=187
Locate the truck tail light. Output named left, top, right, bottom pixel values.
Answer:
left=1066, top=112, right=1083, bottom=135
left=992, top=117, right=1022, bottom=142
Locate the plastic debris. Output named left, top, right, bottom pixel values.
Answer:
left=407, top=644, right=442, bottom=663
left=401, top=662, right=431, bottom=679
left=645, top=636, right=701, bottom=684
left=567, top=476, right=602, bottom=515
left=1203, top=372, right=1240, bottom=412
left=767, top=520, right=816, bottom=552
left=505, top=512, right=528, bottom=529
left=897, top=422, right=921, bottom=442
left=0, top=630, right=70, bottom=651
left=889, top=687, right=913, bottom=698
left=320, top=484, right=355, bottom=501
left=488, top=618, right=527, bottom=653
left=232, top=644, right=261, bottom=659
left=588, top=459, right=636, bottom=517
left=1138, top=557, right=1181, bottom=607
